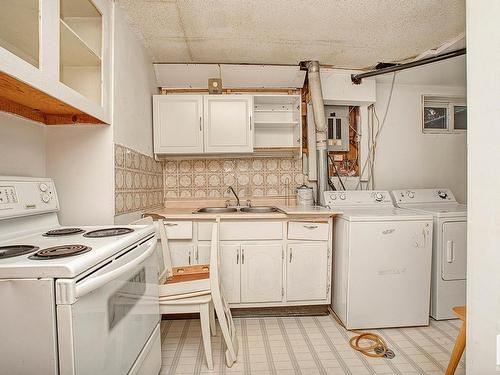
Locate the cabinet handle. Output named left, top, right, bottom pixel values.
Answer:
left=196, top=247, right=199, bottom=262
left=236, top=251, right=239, bottom=264
left=188, top=252, right=191, bottom=265
left=303, top=225, right=318, bottom=229
left=242, top=248, right=245, bottom=264
left=165, top=223, right=178, bottom=227
left=199, top=116, right=202, bottom=131
left=289, top=248, right=293, bottom=263
left=250, top=115, right=252, bottom=131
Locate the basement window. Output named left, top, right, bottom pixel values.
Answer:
left=422, top=96, right=467, bottom=133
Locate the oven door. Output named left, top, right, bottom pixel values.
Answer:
left=56, top=236, right=159, bottom=375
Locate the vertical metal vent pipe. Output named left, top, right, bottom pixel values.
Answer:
left=307, top=61, right=329, bottom=205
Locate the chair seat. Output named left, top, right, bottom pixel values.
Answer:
left=159, top=294, right=212, bottom=305
left=159, top=264, right=210, bottom=298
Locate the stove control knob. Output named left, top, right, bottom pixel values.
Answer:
left=41, top=193, right=50, bottom=203
left=438, top=190, right=448, bottom=199
left=339, top=193, right=346, bottom=200
left=407, top=191, right=415, bottom=198
left=331, top=194, right=337, bottom=200
left=39, top=183, right=48, bottom=192
left=375, top=193, right=384, bottom=202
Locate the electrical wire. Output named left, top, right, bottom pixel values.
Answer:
left=330, top=308, right=393, bottom=359
left=356, top=72, right=397, bottom=190
left=328, top=155, right=346, bottom=190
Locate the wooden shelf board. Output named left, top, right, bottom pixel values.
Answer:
left=60, top=19, right=101, bottom=66
left=253, top=109, right=293, bottom=113
left=254, top=121, right=298, bottom=128
left=0, top=71, right=104, bottom=125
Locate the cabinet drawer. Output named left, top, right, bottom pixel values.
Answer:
left=198, top=221, right=283, bottom=241
left=163, top=221, right=192, bottom=239
left=288, top=221, right=329, bottom=241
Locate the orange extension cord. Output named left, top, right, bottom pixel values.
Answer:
left=330, top=308, right=393, bottom=358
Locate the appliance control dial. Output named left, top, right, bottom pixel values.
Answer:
left=39, top=183, right=48, bottom=192
left=339, top=193, right=346, bottom=200
left=41, top=193, right=50, bottom=203
left=407, top=191, right=415, bottom=198
left=438, top=190, right=448, bottom=199
left=375, top=192, right=384, bottom=202
left=330, top=194, right=337, bottom=200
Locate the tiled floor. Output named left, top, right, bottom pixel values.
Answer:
left=160, top=315, right=465, bottom=375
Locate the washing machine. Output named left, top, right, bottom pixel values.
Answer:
left=391, top=188, right=467, bottom=320
left=324, top=190, right=433, bottom=330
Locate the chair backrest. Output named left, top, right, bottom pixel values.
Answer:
left=157, top=219, right=173, bottom=280
left=209, top=217, right=223, bottom=301
left=130, top=216, right=172, bottom=281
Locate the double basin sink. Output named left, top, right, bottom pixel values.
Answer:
left=194, top=206, right=280, bottom=214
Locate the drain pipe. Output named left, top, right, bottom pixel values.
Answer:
left=307, top=61, right=329, bottom=206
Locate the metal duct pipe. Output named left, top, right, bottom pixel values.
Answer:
left=307, top=61, right=329, bottom=205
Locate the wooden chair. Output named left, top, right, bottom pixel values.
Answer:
left=445, top=306, right=466, bottom=375
left=138, top=216, right=239, bottom=368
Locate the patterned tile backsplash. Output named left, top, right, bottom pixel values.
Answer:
left=114, top=144, right=307, bottom=214
left=114, top=144, right=164, bottom=215
left=163, top=157, right=306, bottom=200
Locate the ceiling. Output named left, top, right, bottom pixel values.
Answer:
left=116, top=0, right=465, bottom=69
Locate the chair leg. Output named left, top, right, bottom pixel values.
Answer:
left=199, top=303, right=214, bottom=370
left=212, top=295, right=238, bottom=367
left=209, top=301, right=217, bottom=336
left=445, top=321, right=466, bottom=375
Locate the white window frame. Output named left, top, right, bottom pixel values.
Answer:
left=422, top=95, right=467, bottom=134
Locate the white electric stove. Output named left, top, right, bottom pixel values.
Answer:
left=392, top=188, right=467, bottom=320
left=0, top=176, right=161, bottom=375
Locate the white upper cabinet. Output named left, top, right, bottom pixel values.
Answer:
left=153, top=95, right=204, bottom=154
left=0, top=0, right=111, bottom=124
left=204, top=95, right=253, bottom=153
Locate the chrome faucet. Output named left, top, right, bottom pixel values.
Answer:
left=226, top=186, right=240, bottom=207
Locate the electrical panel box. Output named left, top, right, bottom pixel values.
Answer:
left=324, top=105, right=349, bottom=152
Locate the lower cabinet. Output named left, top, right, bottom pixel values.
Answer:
left=220, top=244, right=241, bottom=303
left=169, top=244, right=195, bottom=266
left=286, top=243, right=329, bottom=301
left=240, top=244, right=283, bottom=303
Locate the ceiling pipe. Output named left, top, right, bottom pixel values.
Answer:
left=351, top=48, right=466, bottom=84
left=307, top=61, right=329, bottom=205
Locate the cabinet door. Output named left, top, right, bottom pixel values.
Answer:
left=286, top=243, right=328, bottom=301
left=196, top=244, right=211, bottom=265
left=169, top=244, right=194, bottom=266
left=153, top=95, right=203, bottom=154
left=442, top=222, right=467, bottom=281
left=204, top=95, right=253, bottom=153
left=220, top=244, right=241, bottom=303
left=241, top=244, right=282, bottom=303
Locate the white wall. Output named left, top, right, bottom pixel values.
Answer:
left=466, top=0, right=500, bottom=373
left=45, top=126, right=114, bottom=226
left=374, top=82, right=467, bottom=202
left=112, top=5, right=157, bottom=157
left=0, top=112, right=46, bottom=177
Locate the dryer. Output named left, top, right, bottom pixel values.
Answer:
left=325, top=190, right=433, bottom=329
left=392, top=188, right=467, bottom=320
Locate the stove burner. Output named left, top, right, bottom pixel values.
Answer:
left=29, top=245, right=91, bottom=260
left=83, top=228, right=134, bottom=238
left=43, top=228, right=85, bottom=237
left=0, top=245, right=39, bottom=259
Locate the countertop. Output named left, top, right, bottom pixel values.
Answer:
left=145, top=201, right=341, bottom=220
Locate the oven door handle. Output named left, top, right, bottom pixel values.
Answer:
left=75, top=238, right=156, bottom=299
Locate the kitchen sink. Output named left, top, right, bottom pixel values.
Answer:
left=239, top=206, right=280, bottom=213
left=194, top=207, right=238, bottom=213
left=193, top=206, right=280, bottom=214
